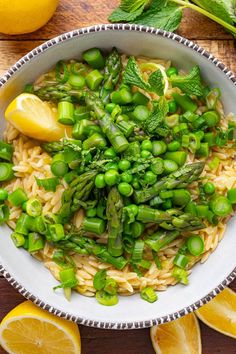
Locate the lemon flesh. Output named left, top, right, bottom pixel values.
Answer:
left=5, top=93, right=71, bottom=142
left=150, top=313, right=202, bottom=354
left=0, top=0, right=59, bottom=35
left=196, top=287, right=236, bottom=338
left=0, top=301, right=81, bottom=354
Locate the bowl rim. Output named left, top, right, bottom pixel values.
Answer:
left=0, top=23, right=236, bottom=330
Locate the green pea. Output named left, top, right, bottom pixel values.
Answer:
left=105, top=162, right=119, bottom=171
left=104, top=169, right=119, bottom=186
left=118, top=159, right=131, bottom=171
left=118, top=182, right=133, bottom=197
left=203, top=182, right=215, bottom=195
left=144, top=171, right=157, bottom=185
left=104, top=147, right=117, bottom=158
left=95, top=174, right=106, bottom=189
left=141, top=140, right=153, bottom=152
left=121, top=171, right=133, bottom=183
left=141, top=150, right=153, bottom=158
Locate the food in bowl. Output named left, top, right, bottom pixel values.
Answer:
left=1, top=47, right=236, bottom=306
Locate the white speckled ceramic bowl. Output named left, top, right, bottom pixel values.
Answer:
left=0, top=24, right=235, bottom=330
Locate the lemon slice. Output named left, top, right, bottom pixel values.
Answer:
left=5, top=93, right=71, bottom=142
left=150, top=313, right=201, bottom=354
left=139, top=62, right=169, bottom=94
left=0, top=300, right=81, bottom=354
left=196, top=287, right=236, bottom=338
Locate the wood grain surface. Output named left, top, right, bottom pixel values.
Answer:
left=0, top=1, right=235, bottom=353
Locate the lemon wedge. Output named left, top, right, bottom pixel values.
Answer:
left=196, top=287, right=236, bottom=338
left=5, top=93, right=71, bottom=142
left=150, top=313, right=201, bottom=354
left=0, top=300, right=81, bottom=354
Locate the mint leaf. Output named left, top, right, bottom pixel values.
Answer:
left=156, top=126, right=170, bottom=137
left=192, top=0, right=236, bottom=25
left=134, top=4, right=182, bottom=32
left=150, top=0, right=168, bottom=10
left=109, top=5, right=145, bottom=22
left=144, top=97, right=169, bottom=133
left=123, top=56, right=149, bottom=90
left=170, top=66, right=204, bottom=97
left=148, top=69, right=165, bottom=96
left=123, top=56, right=165, bottom=95
left=120, top=0, right=148, bottom=12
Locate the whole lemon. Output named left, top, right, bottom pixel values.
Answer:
left=0, top=0, right=59, bottom=35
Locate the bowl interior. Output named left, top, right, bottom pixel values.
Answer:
left=0, top=26, right=235, bottom=328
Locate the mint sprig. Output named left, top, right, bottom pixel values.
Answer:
left=170, top=65, right=204, bottom=97
left=109, top=0, right=236, bottom=36
left=123, top=56, right=165, bottom=95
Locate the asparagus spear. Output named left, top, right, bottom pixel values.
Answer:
left=59, top=170, right=97, bottom=221
left=42, top=141, right=64, bottom=153
left=136, top=206, right=172, bottom=223
left=145, top=230, right=180, bottom=252
left=34, top=84, right=84, bottom=102
left=85, top=93, right=129, bottom=153
left=72, top=179, right=95, bottom=212
left=106, top=187, right=124, bottom=257
left=100, top=48, right=122, bottom=103
left=160, top=209, right=205, bottom=231
left=133, top=162, right=205, bottom=204
left=43, top=139, right=82, bottom=154
left=136, top=206, right=205, bottom=231
left=71, top=170, right=97, bottom=211
left=58, top=234, right=128, bottom=270
left=57, top=240, right=89, bottom=255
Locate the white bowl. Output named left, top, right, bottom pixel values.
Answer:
left=0, top=24, right=235, bottom=330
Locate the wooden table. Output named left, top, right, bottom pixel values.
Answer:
left=0, top=1, right=236, bottom=353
